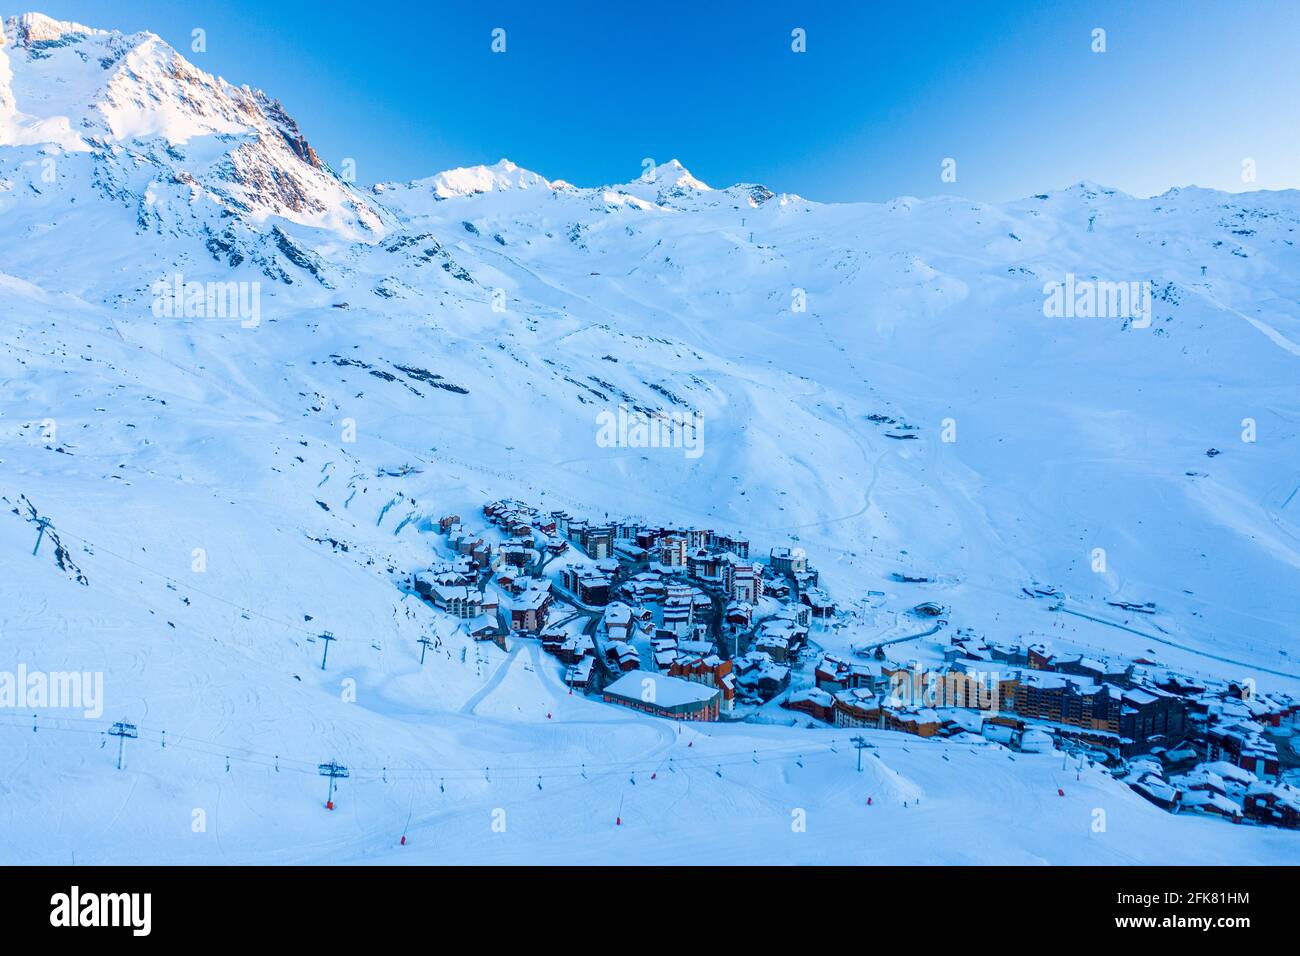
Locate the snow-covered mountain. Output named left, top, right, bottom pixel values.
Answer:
left=2, top=12, right=1298, bottom=864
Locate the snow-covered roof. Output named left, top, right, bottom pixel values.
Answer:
left=603, top=670, right=720, bottom=708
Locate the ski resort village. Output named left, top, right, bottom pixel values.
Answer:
left=409, top=499, right=1300, bottom=831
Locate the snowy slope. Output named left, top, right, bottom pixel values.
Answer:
left=1, top=12, right=1298, bottom=864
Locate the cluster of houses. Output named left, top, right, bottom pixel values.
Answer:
left=540, top=507, right=837, bottom=623
left=418, top=502, right=1300, bottom=828
left=776, top=632, right=1300, bottom=829
left=479, top=499, right=838, bottom=720
left=936, top=636, right=1200, bottom=755
left=786, top=656, right=949, bottom=737
left=410, top=555, right=498, bottom=642
left=1124, top=758, right=1300, bottom=829
left=791, top=634, right=1296, bottom=762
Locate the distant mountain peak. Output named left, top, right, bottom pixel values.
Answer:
left=2, top=11, right=106, bottom=49
left=634, top=158, right=710, bottom=191
left=0, top=10, right=384, bottom=240
left=421, top=158, right=555, bottom=199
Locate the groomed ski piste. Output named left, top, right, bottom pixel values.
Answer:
left=1, top=12, right=1299, bottom=864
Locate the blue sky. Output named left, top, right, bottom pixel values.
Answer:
left=31, top=0, right=1300, bottom=202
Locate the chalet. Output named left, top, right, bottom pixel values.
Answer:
left=1129, top=772, right=1181, bottom=811
left=669, top=654, right=736, bottom=713
left=1266, top=693, right=1300, bottom=725
left=815, top=655, right=878, bottom=692
left=832, top=688, right=883, bottom=728
left=945, top=635, right=994, bottom=663
left=425, top=582, right=487, bottom=619
left=885, top=707, right=942, bottom=738
left=1179, top=790, right=1243, bottom=822
left=687, top=549, right=725, bottom=583
left=689, top=591, right=712, bottom=627
left=541, top=629, right=567, bottom=655
left=754, top=618, right=808, bottom=663
left=438, top=514, right=461, bottom=533
left=1248, top=692, right=1300, bottom=728
left=736, top=660, right=790, bottom=702
left=676, top=639, right=715, bottom=657
left=1025, top=644, right=1054, bottom=670
left=1170, top=768, right=1228, bottom=798
left=778, top=603, right=812, bottom=628
left=712, top=533, right=750, bottom=559
left=495, top=569, right=528, bottom=595
left=614, top=543, right=650, bottom=564
left=792, top=568, right=820, bottom=594
left=603, top=602, right=634, bottom=642
left=498, top=543, right=530, bottom=568
left=413, top=566, right=474, bottom=596
left=662, top=584, right=695, bottom=636
left=800, top=587, right=835, bottom=619
left=1152, top=672, right=1208, bottom=697
left=985, top=641, right=1033, bottom=667
left=560, top=567, right=613, bottom=607
left=465, top=616, right=498, bottom=642
left=603, top=670, right=721, bottom=721
left=769, top=546, right=808, bottom=580
left=622, top=572, right=667, bottom=604
left=558, top=634, right=595, bottom=664
left=606, top=641, right=641, bottom=672
left=565, top=656, right=594, bottom=691
left=785, top=687, right=834, bottom=723
left=1054, top=654, right=1133, bottom=686
left=504, top=582, right=551, bottom=633
left=725, top=602, right=753, bottom=631
left=1200, top=760, right=1258, bottom=791
left=754, top=631, right=790, bottom=663
left=1243, top=782, right=1300, bottom=829
left=1206, top=723, right=1279, bottom=779
left=763, top=580, right=791, bottom=601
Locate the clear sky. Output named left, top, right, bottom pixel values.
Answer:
left=27, top=0, right=1300, bottom=202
